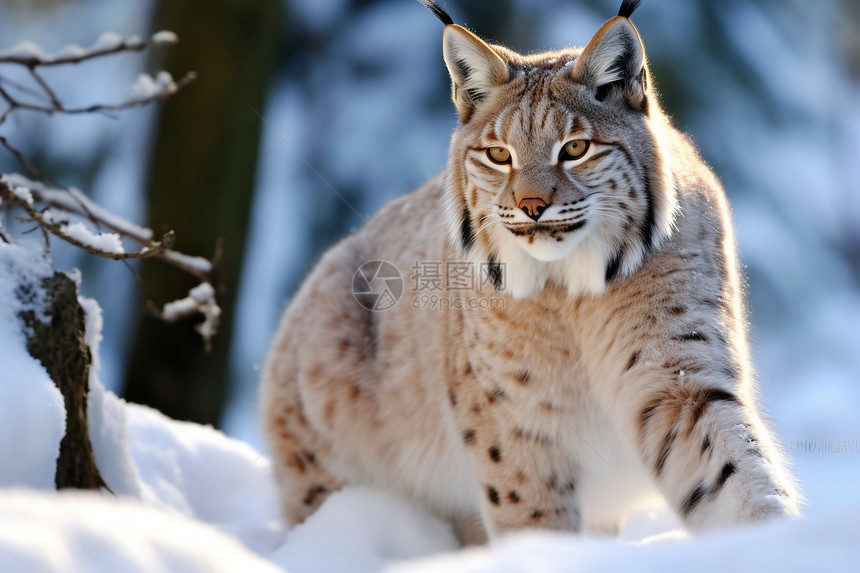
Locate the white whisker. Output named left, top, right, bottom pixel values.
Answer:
left=475, top=214, right=501, bottom=236
left=591, top=206, right=629, bottom=224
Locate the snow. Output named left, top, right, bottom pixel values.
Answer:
left=1, top=174, right=154, bottom=242
left=0, top=242, right=66, bottom=491
left=0, top=490, right=283, bottom=573
left=160, top=282, right=221, bottom=342
left=271, top=487, right=459, bottom=573
left=161, top=250, right=213, bottom=274
left=87, top=377, right=143, bottom=498
left=0, top=31, right=152, bottom=65
left=123, top=72, right=176, bottom=103
left=394, top=514, right=860, bottom=573
left=51, top=43, right=86, bottom=60
left=58, top=222, right=125, bottom=255
left=124, top=403, right=282, bottom=553
left=41, top=208, right=69, bottom=226
left=151, top=30, right=178, bottom=45
left=0, top=40, right=47, bottom=61
left=188, top=281, right=215, bottom=303
left=81, top=294, right=144, bottom=498
left=89, top=31, right=123, bottom=53
left=10, top=186, right=33, bottom=206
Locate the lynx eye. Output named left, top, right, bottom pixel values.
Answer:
left=486, top=146, right=512, bottom=165
left=559, top=139, right=590, bottom=162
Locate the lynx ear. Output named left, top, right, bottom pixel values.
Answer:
left=442, top=25, right=509, bottom=122
left=572, top=15, right=648, bottom=112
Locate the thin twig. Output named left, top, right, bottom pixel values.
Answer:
left=0, top=75, right=53, bottom=104
left=0, top=104, right=17, bottom=127
left=29, top=67, right=62, bottom=109
left=0, top=135, right=43, bottom=178
left=0, top=72, right=196, bottom=118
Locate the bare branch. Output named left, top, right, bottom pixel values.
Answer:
left=0, top=30, right=219, bottom=342
left=0, top=104, right=17, bottom=127
left=0, top=72, right=197, bottom=118
left=0, top=31, right=195, bottom=129
left=30, top=68, right=62, bottom=109
left=1, top=174, right=215, bottom=283
left=0, top=181, right=173, bottom=260
left=0, top=135, right=46, bottom=178
left=4, top=174, right=153, bottom=241
left=0, top=74, right=53, bottom=104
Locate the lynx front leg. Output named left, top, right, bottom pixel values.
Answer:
left=447, top=362, right=582, bottom=538
left=580, top=226, right=801, bottom=531
left=620, top=367, right=799, bottom=531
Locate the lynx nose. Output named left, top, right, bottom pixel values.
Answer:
left=518, top=197, right=549, bottom=221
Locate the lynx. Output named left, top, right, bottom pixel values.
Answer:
left=261, top=0, right=799, bottom=543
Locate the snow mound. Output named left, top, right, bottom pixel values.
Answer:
left=125, top=402, right=283, bottom=553
left=0, top=41, right=46, bottom=60
left=0, top=490, right=282, bottom=573
left=392, top=512, right=860, bottom=573
left=0, top=242, right=66, bottom=490
left=270, top=486, right=459, bottom=573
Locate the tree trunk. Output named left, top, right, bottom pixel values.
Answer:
left=123, top=0, right=283, bottom=425
left=21, top=272, right=107, bottom=490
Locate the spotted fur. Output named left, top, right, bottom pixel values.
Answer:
left=260, top=0, right=799, bottom=543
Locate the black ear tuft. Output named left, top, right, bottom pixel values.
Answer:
left=618, top=0, right=644, bottom=19
left=417, top=0, right=454, bottom=26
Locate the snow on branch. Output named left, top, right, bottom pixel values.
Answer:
left=0, top=179, right=174, bottom=261
left=0, top=32, right=221, bottom=345
left=150, top=282, right=222, bottom=351
left=0, top=30, right=178, bottom=67
left=0, top=31, right=196, bottom=127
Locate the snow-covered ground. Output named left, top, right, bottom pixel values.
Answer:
left=2, top=239, right=859, bottom=572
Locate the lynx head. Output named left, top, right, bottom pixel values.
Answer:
left=421, top=0, right=677, bottom=298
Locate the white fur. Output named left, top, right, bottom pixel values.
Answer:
left=488, top=220, right=609, bottom=299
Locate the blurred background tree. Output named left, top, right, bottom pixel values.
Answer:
left=123, top=0, right=283, bottom=425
